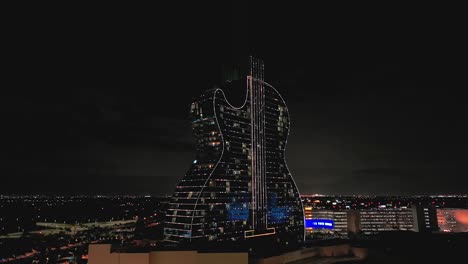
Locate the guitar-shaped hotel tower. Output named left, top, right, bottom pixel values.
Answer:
left=164, top=56, right=304, bottom=248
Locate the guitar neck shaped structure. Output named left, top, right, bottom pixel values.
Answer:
left=164, top=56, right=304, bottom=249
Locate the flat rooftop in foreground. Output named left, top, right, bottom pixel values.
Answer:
left=88, top=243, right=367, bottom=264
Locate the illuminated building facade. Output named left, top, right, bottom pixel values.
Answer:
left=358, top=208, right=415, bottom=235
left=303, top=207, right=422, bottom=238
left=437, top=208, right=468, bottom=232
left=304, top=208, right=352, bottom=238
left=163, top=57, right=304, bottom=247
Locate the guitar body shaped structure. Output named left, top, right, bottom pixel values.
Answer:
left=164, top=57, right=304, bottom=247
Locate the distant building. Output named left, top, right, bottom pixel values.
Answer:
left=358, top=208, right=415, bottom=235
left=437, top=208, right=468, bottom=232
left=412, top=206, right=438, bottom=232
left=304, top=208, right=356, bottom=238
left=304, top=208, right=429, bottom=238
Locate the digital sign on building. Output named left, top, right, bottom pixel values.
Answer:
left=305, top=219, right=334, bottom=229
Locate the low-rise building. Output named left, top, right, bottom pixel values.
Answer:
left=88, top=244, right=248, bottom=264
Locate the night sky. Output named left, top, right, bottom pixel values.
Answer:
left=2, top=3, right=467, bottom=195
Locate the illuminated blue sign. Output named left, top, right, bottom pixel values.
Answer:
left=305, top=219, right=334, bottom=229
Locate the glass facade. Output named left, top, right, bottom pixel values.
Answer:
left=359, top=208, right=415, bottom=235
left=164, top=57, right=304, bottom=247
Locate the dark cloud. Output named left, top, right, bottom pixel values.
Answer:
left=2, top=3, right=467, bottom=195
left=352, top=168, right=403, bottom=176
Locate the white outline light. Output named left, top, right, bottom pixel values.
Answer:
left=187, top=72, right=305, bottom=243
left=188, top=85, right=249, bottom=242
left=261, top=79, right=307, bottom=242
